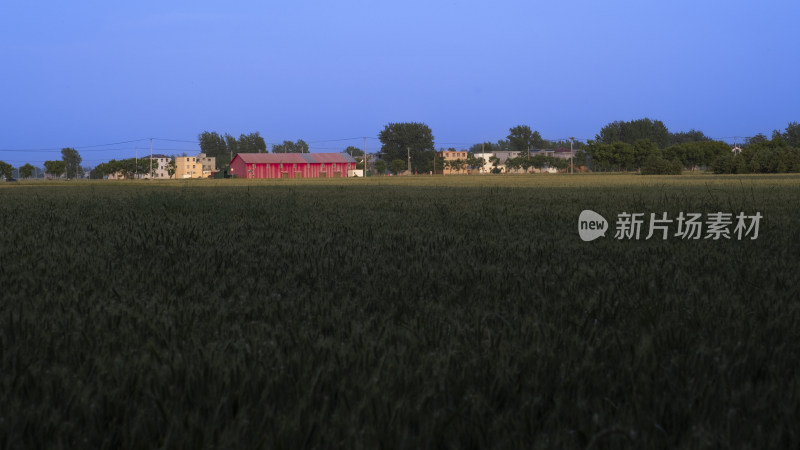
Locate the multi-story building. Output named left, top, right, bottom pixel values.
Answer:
left=140, top=154, right=172, bottom=179
left=440, top=150, right=469, bottom=175
left=197, top=153, right=217, bottom=177
left=174, top=156, right=202, bottom=179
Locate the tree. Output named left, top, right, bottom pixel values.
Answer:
left=167, top=159, right=176, bottom=179
left=344, top=146, right=364, bottom=157
left=641, top=155, right=682, bottom=175
left=573, top=150, right=589, bottom=169
left=61, top=148, right=82, bottom=179
left=668, top=129, right=711, bottom=146
left=597, top=118, right=670, bottom=148
left=224, top=134, right=239, bottom=158
left=44, top=160, right=66, bottom=178
left=89, top=165, right=104, bottom=179
left=711, top=154, right=734, bottom=174
left=19, top=163, right=34, bottom=179
left=466, top=155, right=485, bottom=173
left=507, top=125, right=546, bottom=156
left=199, top=130, right=265, bottom=168
left=531, top=154, right=549, bottom=170
left=632, top=139, right=661, bottom=170
left=452, top=158, right=466, bottom=174
left=488, top=155, right=500, bottom=171
left=470, top=142, right=502, bottom=154
left=518, top=156, right=533, bottom=173
left=780, top=122, right=800, bottom=148
left=375, top=160, right=387, bottom=175
left=747, top=134, right=768, bottom=146
left=390, top=159, right=407, bottom=174
left=551, top=157, right=569, bottom=171
left=239, top=132, right=267, bottom=153
left=378, top=122, right=436, bottom=173
left=0, top=161, right=12, bottom=179
left=583, top=141, right=635, bottom=171
left=198, top=131, right=228, bottom=164
left=505, top=156, right=522, bottom=173
left=272, top=139, right=308, bottom=153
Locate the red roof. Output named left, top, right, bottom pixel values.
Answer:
left=234, top=153, right=309, bottom=164
left=309, top=153, right=354, bottom=163
left=233, top=153, right=356, bottom=164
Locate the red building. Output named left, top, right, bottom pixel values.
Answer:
left=230, top=153, right=358, bottom=179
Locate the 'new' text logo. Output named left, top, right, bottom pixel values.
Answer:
left=579, top=210, right=608, bottom=241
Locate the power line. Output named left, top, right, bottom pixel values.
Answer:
left=305, top=137, right=366, bottom=144
left=152, top=138, right=200, bottom=144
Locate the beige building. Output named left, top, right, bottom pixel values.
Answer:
left=197, top=153, right=217, bottom=177
left=441, top=150, right=469, bottom=175
left=174, top=156, right=202, bottom=179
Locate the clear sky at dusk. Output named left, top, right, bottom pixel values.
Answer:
left=1, top=0, right=798, bottom=167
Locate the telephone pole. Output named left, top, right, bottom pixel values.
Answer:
left=149, top=138, right=153, bottom=179
left=569, top=137, right=574, bottom=174
left=407, top=147, right=411, bottom=173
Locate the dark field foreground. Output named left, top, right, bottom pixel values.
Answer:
left=1, top=175, right=799, bottom=449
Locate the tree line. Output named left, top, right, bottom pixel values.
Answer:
left=89, top=157, right=170, bottom=179
left=4, top=120, right=799, bottom=179
left=0, top=148, right=84, bottom=180
left=580, top=119, right=800, bottom=174
left=711, top=130, right=800, bottom=174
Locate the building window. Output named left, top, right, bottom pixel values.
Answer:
left=321, top=163, right=325, bottom=169
left=333, top=163, right=337, bottom=169
left=293, top=163, right=296, bottom=168
left=266, top=163, right=270, bottom=169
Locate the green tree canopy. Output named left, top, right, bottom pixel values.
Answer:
left=507, top=125, right=546, bottom=155
left=583, top=142, right=636, bottom=171
left=663, top=141, right=730, bottom=170
left=61, top=147, right=82, bottom=179
left=747, top=134, right=768, bottom=146
left=378, top=122, right=435, bottom=173
left=641, top=155, right=683, bottom=175
left=239, top=132, right=267, bottom=153
left=375, top=159, right=387, bottom=175
left=389, top=159, right=407, bottom=174
left=272, top=139, right=308, bottom=153
left=198, top=131, right=227, bottom=156
left=44, top=160, right=66, bottom=178
left=778, top=122, right=800, bottom=148
left=597, top=118, right=670, bottom=148
left=199, top=131, right=266, bottom=168
left=344, top=146, right=364, bottom=157
left=19, top=163, right=35, bottom=179
left=668, top=129, right=711, bottom=146
left=0, top=160, right=13, bottom=179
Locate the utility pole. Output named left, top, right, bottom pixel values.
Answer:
left=149, top=138, right=153, bottom=179
left=482, top=142, right=485, bottom=174
left=363, top=137, right=367, bottom=176
left=407, top=147, right=411, bottom=173
left=569, top=137, right=574, bottom=174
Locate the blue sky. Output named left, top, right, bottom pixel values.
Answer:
left=1, top=0, right=798, bottom=166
